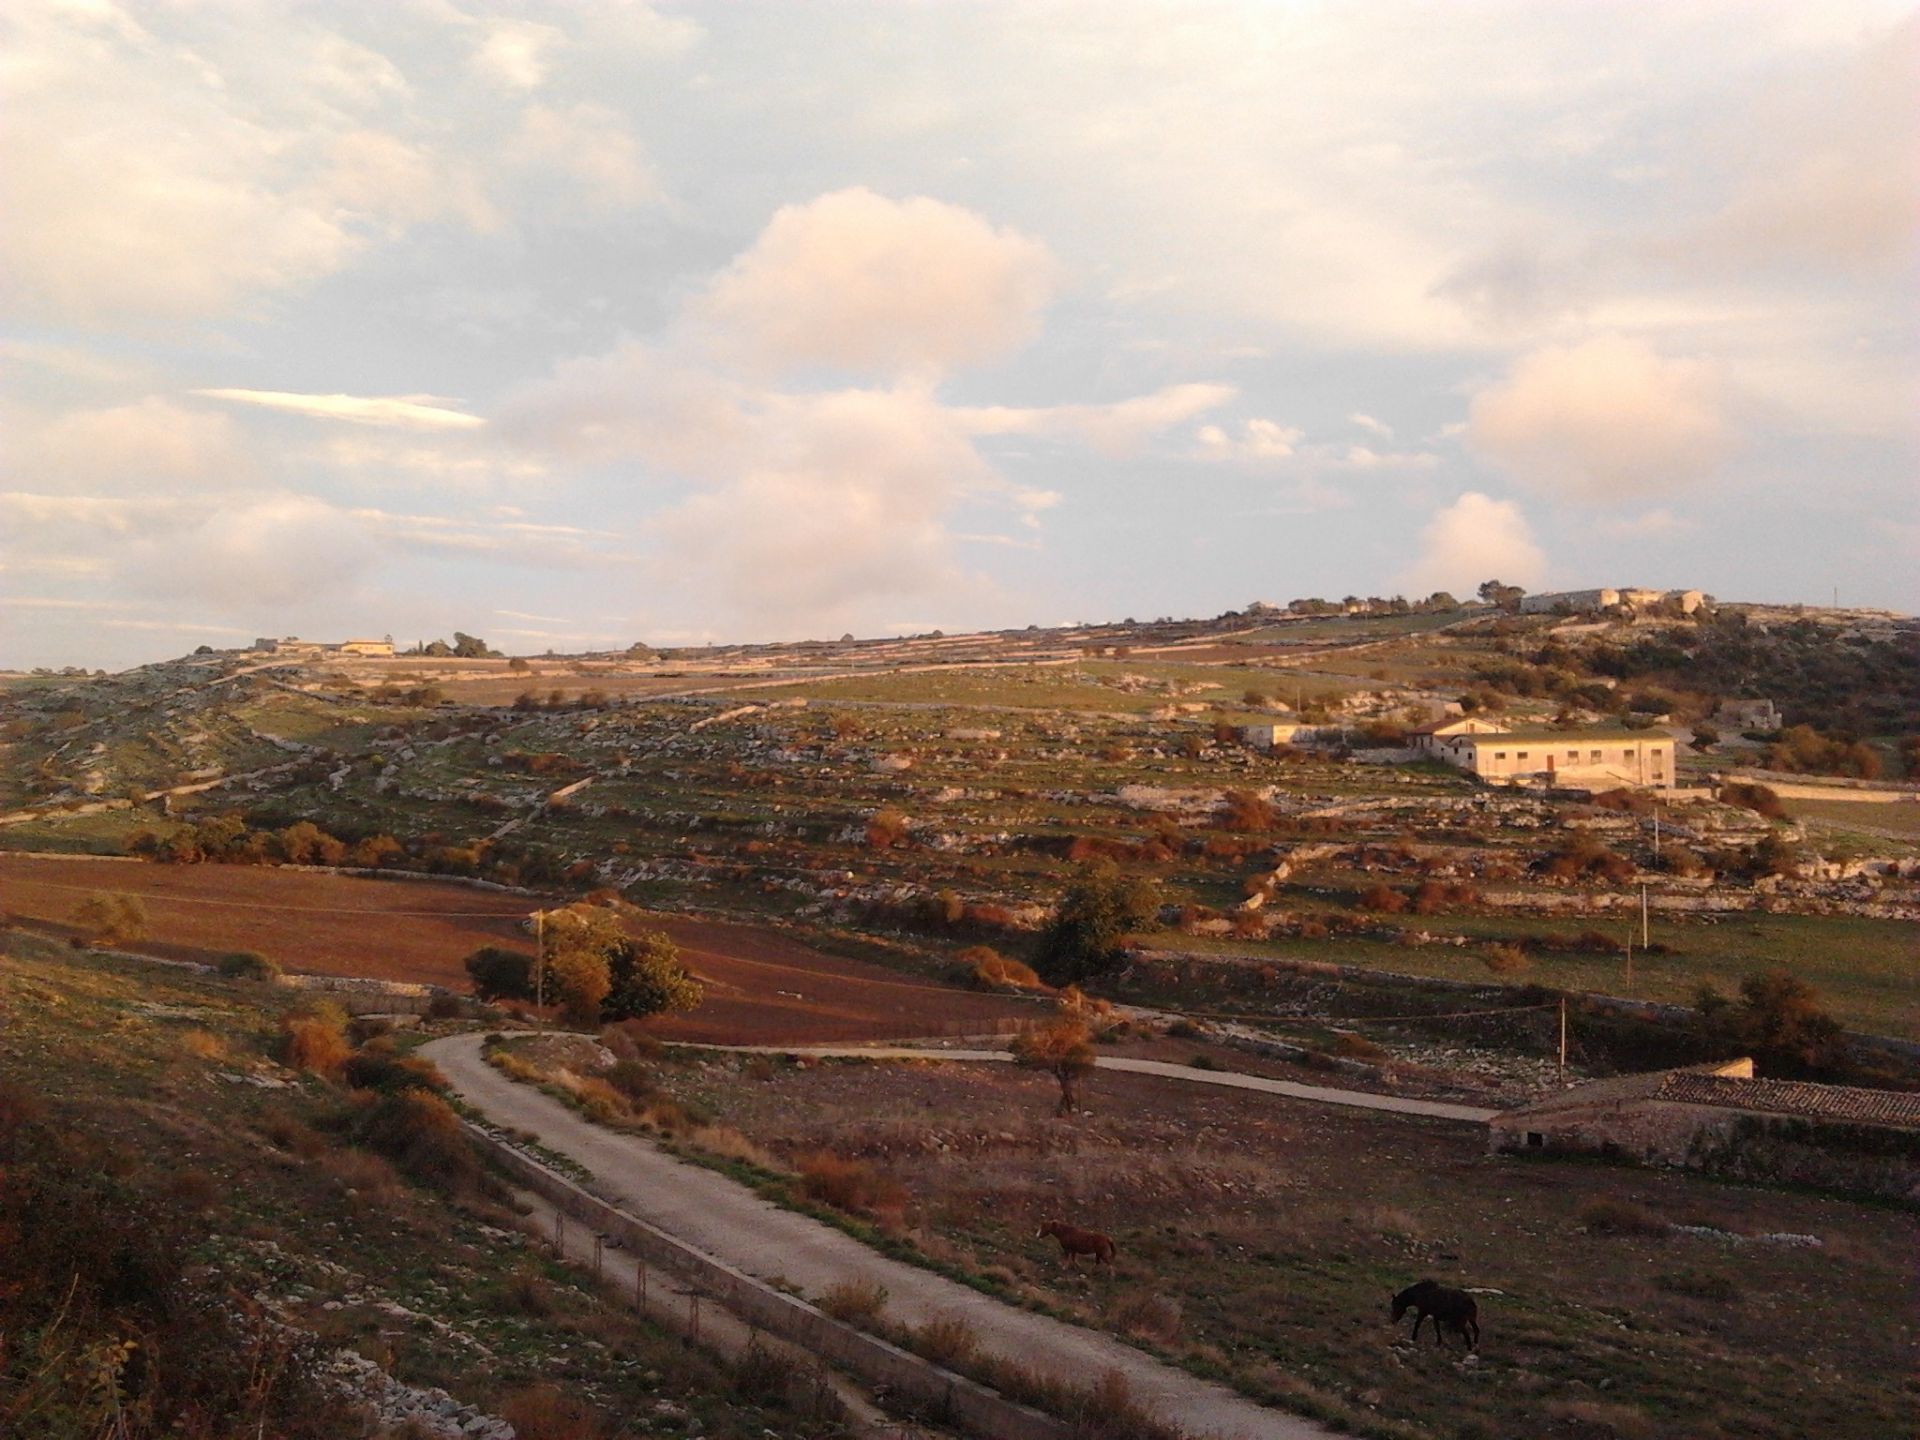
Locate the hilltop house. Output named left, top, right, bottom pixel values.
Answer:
left=1520, top=588, right=1706, bottom=616
left=1491, top=1059, right=1920, bottom=1204
left=337, top=638, right=395, bottom=657
left=1419, top=724, right=1675, bottom=789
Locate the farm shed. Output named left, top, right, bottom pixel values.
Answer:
left=1492, top=1060, right=1920, bottom=1204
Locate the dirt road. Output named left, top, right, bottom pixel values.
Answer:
left=423, top=1032, right=1332, bottom=1440
left=702, top=1044, right=1500, bottom=1123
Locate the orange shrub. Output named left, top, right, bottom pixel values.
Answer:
left=279, top=1017, right=350, bottom=1078
left=796, top=1151, right=908, bottom=1217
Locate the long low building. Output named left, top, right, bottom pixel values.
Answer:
left=1490, top=1059, right=1920, bottom=1204
left=1413, top=719, right=1675, bottom=789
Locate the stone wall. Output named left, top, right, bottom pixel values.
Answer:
left=468, top=1128, right=1070, bottom=1440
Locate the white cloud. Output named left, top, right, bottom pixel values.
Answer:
left=510, top=103, right=659, bottom=209
left=1340, top=445, right=1438, bottom=472
left=1349, top=412, right=1394, bottom=438
left=957, top=383, right=1237, bottom=457
left=1469, top=335, right=1729, bottom=500
left=470, top=19, right=566, bottom=90
left=1598, top=508, right=1693, bottom=539
left=693, top=188, right=1059, bottom=378
left=1397, top=491, right=1546, bottom=596
left=9, top=399, right=250, bottom=493
left=1195, top=417, right=1304, bottom=462
left=192, top=390, right=485, bottom=431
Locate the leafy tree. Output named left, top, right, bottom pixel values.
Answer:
left=540, top=905, right=625, bottom=1021
left=1011, top=1011, right=1097, bottom=1115
left=547, top=947, right=611, bottom=1024
left=465, top=946, right=536, bottom=1002
left=1477, top=578, right=1525, bottom=611
left=1695, top=969, right=1845, bottom=1074
left=1036, top=859, right=1161, bottom=984
left=451, top=632, right=493, bottom=659
left=604, top=929, right=703, bottom=1022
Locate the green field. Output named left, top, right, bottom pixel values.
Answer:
left=1155, top=910, right=1920, bottom=1039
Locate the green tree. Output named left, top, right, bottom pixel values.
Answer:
left=465, top=946, right=536, bottom=1001
left=451, top=632, right=493, bottom=659
left=604, top=929, right=704, bottom=1022
left=1695, top=969, right=1845, bottom=1074
left=1036, top=859, right=1161, bottom=984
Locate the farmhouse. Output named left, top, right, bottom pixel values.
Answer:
left=1491, top=1059, right=1920, bottom=1204
left=1421, top=725, right=1675, bottom=789
left=337, top=638, right=396, bottom=657
left=1715, top=697, right=1782, bottom=734
left=1407, top=717, right=1506, bottom=754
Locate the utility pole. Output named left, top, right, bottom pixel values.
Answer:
left=1624, top=924, right=1634, bottom=992
left=1558, top=997, right=1568, bottom=1078
left=534, top=908, right=546, bottom=1008
left=1641, top=884, right=1650, bottom=951
left=1652, top=805, right=1661, bottom=859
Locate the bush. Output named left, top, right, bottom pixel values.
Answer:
left=1578, top=1196, right=1670, bottom=1237
left=499, top=1385, right=611, bottom=1440
left=1481, top=944, right=1531, bottom=976
left=1036, top=859, right=1162, bottom=984
left=603, top=1058, right=658, bottom=1102
left=795, top=1151, right=907, bottom=1217
left=1695, top=968, right=1845, bottom=1074
left=1356, top=883, right=1408, bottom=914
left=1109, top=1290, right=1183, bottom=1344
left=818, top=1278, right=889, bottom=1324
left=910, top=1315, right=980, bottom=1368
left=465, top=946, right=536, bottom=1001
left=349, top=1088, right=480, bottom=1193
left=1720, top=781, right=1785, bottom=820
left=279, top=1015, right=350, bottom=1078
left=341, top=1040, right=446, bottom=1094
left=962, top=946, right=1044, bottom=992
left=70, top=891, right=147, bottom=947
left=218, top=950, right=279, bottom=982
left=1329, top=1031, right=1387, bottom=1061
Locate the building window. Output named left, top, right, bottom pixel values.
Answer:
left=1494, top=752, right=1506, bottom=761
left=1590, top=750, right=1602, bottom=763
left=1526, top=1132, right=1544, bottom=1148
left=1517, top=751, right=1529, bottom=760
left=1566, top=750, right=1577, bottom=760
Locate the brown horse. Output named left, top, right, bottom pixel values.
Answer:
left=1391, top=1279, right=1479, bottom=1350
left=1037, top=1220, right=1116, bottom=1268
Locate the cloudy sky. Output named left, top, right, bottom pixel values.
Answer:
left=3, top=1, right=1915, bottom=669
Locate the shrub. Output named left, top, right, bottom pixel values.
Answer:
left=1036, top=859, right=1162, bottom=984
left=1011, top=1012, right=1098, bottom=1115
left=218, top=950, right=280, bottom=982
left=818, top=1278, right=889, bottom=1325
left=1654, top=1268, right=1741, bottom=1302
left=1109, top=1291, right=1183, bottom=1344
left=1329, top=1031, right=1387, bottom=1061
left=963, top=946, right=1044, bottom=992
left=1356, top=883, right=1408, bottom=914
left=279, top=1015, right=350, bottom=1078
left=1481, top=944, right=1531, bottom=976
left=341, top=1041, right=446, bottom=1094
left=465, top=946, right=536, bottom=1001
left=1578, top=1196, right=1670, bottom=1237
left=603, top=1058, right=658, bottom=1102
left=349, top=1088, right=480, bottom=1194
left=1720, top=781, right=1785, bottom=820
left=180, top=1028, right=227, bottom=1062
left=795, top=1151, right=907, bottom=1217
left=866, top=808, right=911, bottom=848
left=424, top=992, right=464, bottom=1020
left=602, top=928, right=703, bottom=1022
left=70, top=891, right=147, bottom=947
left=910, top=1315, right=980, bottom=1368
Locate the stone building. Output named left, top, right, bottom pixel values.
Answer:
left=1419, top=724, right=1676, bottom=789
left=1491, top=1059, right=1920, bottom=1204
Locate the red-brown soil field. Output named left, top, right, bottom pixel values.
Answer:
left=0, top=854, right=1037, bottom=1043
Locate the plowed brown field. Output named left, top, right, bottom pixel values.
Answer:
left=0, top=855, right=1037, bottom=1043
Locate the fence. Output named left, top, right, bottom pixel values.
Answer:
left=469, top=1128, right=1069, bottom=1440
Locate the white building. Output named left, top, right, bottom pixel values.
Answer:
left=1424, top=725, right=1676, bottom=789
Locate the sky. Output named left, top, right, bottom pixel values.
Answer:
left=2, top=0, right=1915, bottom=670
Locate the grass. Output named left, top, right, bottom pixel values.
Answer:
left=640, top=1042, right=1919, bottom=1440
left=0, top=934, right=861, bottom=1440
left=1152, top=909, right=1920, bottom=1039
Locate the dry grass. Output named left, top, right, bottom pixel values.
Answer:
left=908, top=1314, right=979, bottom=1368
left=498, top=1384, right=611, bottom=1440
left=1578, top=1197, right=1671, bottom=1237
left=1108, top=1289, right=1183, bottom=1344
left=795, top=1150, right=908, bottom=1218
left=180, top=1027, right=227, bottom=1061
left=279, top=1016, right=350, bottom=1078
left=816, top=1277, right=889, bottom=1324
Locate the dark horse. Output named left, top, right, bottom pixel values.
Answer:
left=1391, top=1280, right=1479, bottom=1349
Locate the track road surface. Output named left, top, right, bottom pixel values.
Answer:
left=423, top=1033, right=1334, bottom=1440
left=703, top=1044, right=1500, bottom=1124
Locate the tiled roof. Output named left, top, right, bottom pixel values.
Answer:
left=1652, top=1073, right=1920, bottom=1129
left=1511, top=1067, right=1920, bottom=1130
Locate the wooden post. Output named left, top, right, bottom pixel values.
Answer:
left=1641, top=884, right=1650, bottom=951
left=593, top=1234, right=603, bottom=1281
left=637, top=1262, right=647, bottom=1310
left=690, top=1292, right=701, bottom=1343
left=1558, top=998, right=1567, bottom=1077
left=553, top=1211, right=564, bottom=1255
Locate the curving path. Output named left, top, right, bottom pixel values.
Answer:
left=422, top=1032, right=1331, bottom=1440
left=704, top=1044, right=1500, bottom=1124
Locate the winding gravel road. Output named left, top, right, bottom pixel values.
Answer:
left=422, top=1032, right=1335, bottom=1440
